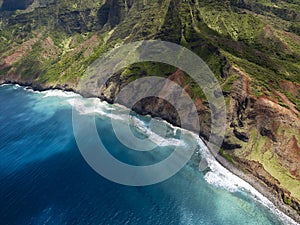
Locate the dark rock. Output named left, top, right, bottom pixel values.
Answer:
left=233, top=129, right=249, bottom=142
left=221, top=140, right=242, bottom=150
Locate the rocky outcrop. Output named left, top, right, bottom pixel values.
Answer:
left=221, top=66, right=300, bottom=218
left=95, top=68, right=210, bottom=134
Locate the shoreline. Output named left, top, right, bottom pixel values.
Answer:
left=1, top=81, right=299, bottom=224
left=212, top=148, right=300, bottom=223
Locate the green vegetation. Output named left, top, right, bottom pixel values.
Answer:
left=38, top=33, right=122, bottom=84
left=222, top=74, right=238, bottom=93
left=220, top=148, right=234, bottom=163
left=284, top=197, right=292, bottom=205
left=200, top=5, right=264, bottom=43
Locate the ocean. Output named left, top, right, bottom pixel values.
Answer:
left=0, top=84, right=296, bottom=225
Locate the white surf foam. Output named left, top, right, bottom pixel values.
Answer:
left=12, top=84, right=22, bottom=89
left=42, top=89, right=80, bottom=98
left=69, top=98, right=126, bottom=121
left=24, top=88, right=38, bottom=93
left=131, top=117, right=186, bottom=147
left=0, top=84, right=12, bottom=87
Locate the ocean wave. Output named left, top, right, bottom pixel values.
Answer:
left=69, top=98, right=126, bottom=121
left=1, top=83, right=26, bottom=90
left=24, top=88, right=38, bottom=93
left=13, top=84, right=22, bottom=89
left=131, top=117, right=186, bottom=147
left=0, top=83, right=13, bottom=87
left=42, top=89, right=80, bottom=98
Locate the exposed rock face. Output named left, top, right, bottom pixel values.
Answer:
left=2, top=38, right=38, bottom=66
left=96, top=69, right=209, bottom=134
left=224, top=67, right=253, bottom=148
left=238, top=93, right=300, bottom=181
left=222, top=66, right=300, bottom=216
left=286, top=136, right=300, bottom=179
left=279, top=80, right=300, bottom=97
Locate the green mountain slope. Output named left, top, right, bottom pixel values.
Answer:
left=0, top=0, right=300, bottom=219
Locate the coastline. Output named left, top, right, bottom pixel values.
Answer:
left=212, top=147, right=300, bottom=223
left=1, top=81, right=299, bottom=224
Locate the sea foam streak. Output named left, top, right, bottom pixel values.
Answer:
left=68, top=98, right=125, bottom=121
left=130, top=117, right=186, bottom=147
left=69, top=98, right=186, bottom=147
left=42, top=90, right=80, bottom=98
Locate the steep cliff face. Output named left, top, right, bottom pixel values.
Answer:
left=224, top=66, right=300, bottom=214
left=0, top=0, right=300, bottom=218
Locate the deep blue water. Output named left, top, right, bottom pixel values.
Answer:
left=0, top=85, right=294, bottom=225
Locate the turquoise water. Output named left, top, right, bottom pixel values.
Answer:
left=0, top=85, right=295, bottom=225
